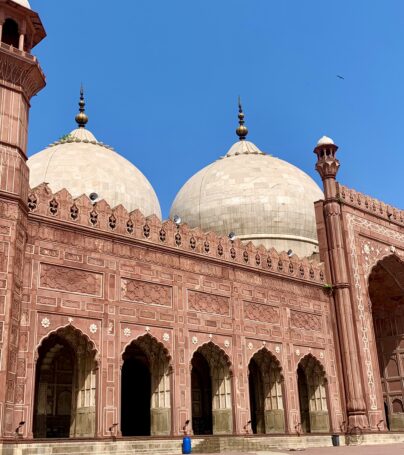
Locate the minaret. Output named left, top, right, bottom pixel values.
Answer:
left=314, top=136, right=369, bottom=428
left=0, top=0, right=46, bottom=438
left=0, top=0, right=46, bottom=198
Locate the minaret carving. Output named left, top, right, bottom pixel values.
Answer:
left=314, top=136, right=369, bottom=428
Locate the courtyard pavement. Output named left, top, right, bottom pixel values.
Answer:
left=190, top=442, right=404, bottom=455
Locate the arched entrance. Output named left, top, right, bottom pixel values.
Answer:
left=33, top=326, right=97, bottom=438
left=297, top=354, right=329, bottom=433
left=369, top=255, right=404, bottom=431
left=248, top=348, right=285, bottom=434
left=121, top=334, right=171, bottom=436
left=190, top=342, right=232, bottom=435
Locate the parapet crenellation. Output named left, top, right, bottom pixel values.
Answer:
left=27, top=183, right=326, bottom=285
left=337, top=183, right=404, bottom=226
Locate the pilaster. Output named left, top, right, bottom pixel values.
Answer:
left=314, top=137, right=368, bottom=428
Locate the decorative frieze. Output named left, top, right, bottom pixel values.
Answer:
left=39, top=263, right=103, bottom=296
left=243, top=301, right=280, bottom=324
left=188, top=290, right=230, bottom=316
left=290, top=310, right=322, bottom=331
left=121, top=278, right=172, bottom=307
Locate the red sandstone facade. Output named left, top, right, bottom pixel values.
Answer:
left=0, top=0, right=403, bottom=444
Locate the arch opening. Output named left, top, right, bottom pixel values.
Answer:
left=297, top=355, right=329, bottom=433
left=2, top=18, right=19, bottom=48
left=33, top=326, right=97, bottom=438
left=121, top=334, right=171, bottom=436
left=369, top=254, right=404, bottom=431
left=190, top=342, right=232, bottom=435
left=248, top=349, right=285, bottom=434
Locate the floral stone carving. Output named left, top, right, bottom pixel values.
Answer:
left=121, top=278, right=172, bottom=307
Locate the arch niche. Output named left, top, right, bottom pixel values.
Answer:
left=121, top=334, right=172, bottom=436
left=33, top=325, right=98, bottom=438
left=191, top=342, right=233, bottom=435
left=297, top=354, right=329, bottom=433
left=248, top=348, right=285, bottom=434
left=369, top=254, right=404, bottom=431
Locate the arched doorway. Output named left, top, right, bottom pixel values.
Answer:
left=121, top=334, right=171, bottom=436
left=248, top=348, right=285, bottom=434
left=190, top=342, right=232, bottom=435
left=33, top=326, right=97, bottom=438
left=297, top=355, right=329, bottom=433
left=369, top=255, right=404, bottom=431
left=191, top=351, right=212, bottom=435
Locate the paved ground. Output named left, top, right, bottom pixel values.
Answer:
left=193, top=443, right=404, bottom=455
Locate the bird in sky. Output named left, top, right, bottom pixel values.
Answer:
left=337, top=75, right=345, bottom=80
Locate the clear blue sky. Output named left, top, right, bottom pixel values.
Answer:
left=28, top=0, right=404, bottom=218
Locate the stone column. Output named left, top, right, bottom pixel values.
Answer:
left=314, top=137, right=368, bottom=428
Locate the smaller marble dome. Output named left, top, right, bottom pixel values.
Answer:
left=28, top=92, right=161, bottom=218
left=317, top=135, right=334, bottom=146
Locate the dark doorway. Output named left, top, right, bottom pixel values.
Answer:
left=33, top=334, right=75, bottom=438
left=248, top=358, right=262, bottom=434
left=191, top=351, right=212, bottom=435
left=121, top=345, right=151, bottom=436
left=2, top=19, right=19, bottom=48
left=297, top=365, right=310, bottom=433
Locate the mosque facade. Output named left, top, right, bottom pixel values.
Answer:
left=0, top=0, right=403, bottom=447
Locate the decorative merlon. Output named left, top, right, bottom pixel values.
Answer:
left=337, top=183, right=404, bottom=226
left=26, top=183, right=326, bottom=285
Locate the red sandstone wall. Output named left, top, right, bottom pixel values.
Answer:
left=0, top=184, right=345, bottom=437
left=336, top=184, right=404, bottom=430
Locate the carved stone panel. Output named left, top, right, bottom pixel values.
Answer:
left=39, top=263, right=103, bottom=296
left=188, top=290, right=230, bottom=316
left=243, top=301, right=280, bottom=324
left=290, top=310, right=322, bottom=331
left=121, top=278, right=172, bottom=307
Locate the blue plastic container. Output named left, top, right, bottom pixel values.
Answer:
left=182, top=436, right=192, bottom=454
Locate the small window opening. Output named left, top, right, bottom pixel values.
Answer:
left=2, top=19, right=19, bottom=48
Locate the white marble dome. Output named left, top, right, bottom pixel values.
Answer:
left=170, top=139, right=323, bottom=258
left=28, top=127, right=161, bottom=218
left=13, top=0, right=31, bottom=8
left=317, top=135, right=334, bottom=146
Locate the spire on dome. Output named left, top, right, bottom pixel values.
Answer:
left=75, top=85, right=88, bottom=128
left=236, top=96, right=248, bottom=141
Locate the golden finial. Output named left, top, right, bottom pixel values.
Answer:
left=236, top=96, right=248, bottom=140
left=75, top=85, right=88, bottom=128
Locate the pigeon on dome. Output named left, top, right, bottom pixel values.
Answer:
left=317, top=136, right=335, bottom=146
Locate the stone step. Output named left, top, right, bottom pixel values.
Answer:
left=3, top=433, right=404, bottom=455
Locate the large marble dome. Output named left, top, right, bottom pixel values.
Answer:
left=28, top=94, right=161, bottom=218
left=170, top=112, right=323, bottom=258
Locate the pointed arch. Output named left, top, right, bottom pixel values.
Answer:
left=367, top=251, right=404, bottom=281
left=297, top=354, right=329, bottom=433
left=190, top=341, right=233, bottom=435
left=121, top=332, right=172, bottom=366
left=121, top=333, right=171, bottom=436
left=33, top=324, right=98, bottom=438
left=36, top=324, right=98, bottom=363
left=368, top=253, right=404, bottom=431
left=248, top=348, right=285, bottom=434
left=298, top=354, right=327, bottom=381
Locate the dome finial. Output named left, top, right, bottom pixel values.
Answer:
left=236, top=96, right=248, bottom=140
left=75, top=84, right=88, bottom=128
